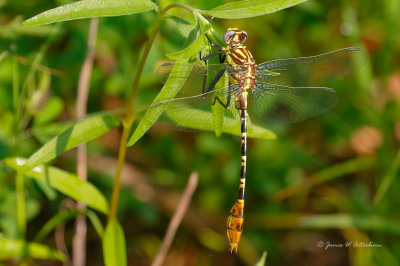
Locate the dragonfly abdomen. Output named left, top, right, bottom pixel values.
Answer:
left=226, top=198, right=244, bottom=253
left=226, top=108, right=247, bottom=253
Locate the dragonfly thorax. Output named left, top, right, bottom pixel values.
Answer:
left=224, top=38, right=258, bottom=97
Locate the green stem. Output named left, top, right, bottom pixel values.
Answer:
left=12, top=55, right=20, bottom=152
left=108, top=2, right=196, bottom=221
left=16, top=174, right=26, bottom=238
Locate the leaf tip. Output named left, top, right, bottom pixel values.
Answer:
left=22, top=16, right=38, bottom=26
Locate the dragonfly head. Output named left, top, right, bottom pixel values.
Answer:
left=224, top=28, right=248, bottom=45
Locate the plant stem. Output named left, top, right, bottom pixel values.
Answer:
left=151, top=172, right=198, bottom=266
left=73, top=17, right=99, bottom=266
left=108, top=2, right=197, bottom=221
left=16, top=174, right=26, bottom=238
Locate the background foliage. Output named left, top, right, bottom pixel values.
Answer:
left=1, top=0, right=400, bottom=265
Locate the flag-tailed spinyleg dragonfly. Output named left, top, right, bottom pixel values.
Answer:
left=152, top=28, right=366, bottom=253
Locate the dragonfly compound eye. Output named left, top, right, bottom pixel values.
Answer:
left=240, top=31, right=248, bottom=42
left=224, top=30, right=236, bottom=43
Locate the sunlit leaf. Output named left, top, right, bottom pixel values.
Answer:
left=255, top=251, right=268, bottom=266
left=25, top=114, right=120, bottom=169
left=167, top=108, right=276, bottom=139
left=198, top=0, right=307, bottom=19
left=5, top=157, right=109, bottom=214
left=102, top=220, right=126, bottom=266
left=0, top=237, right=65, bottom=261
left=23, top=0, right=158, bottom=26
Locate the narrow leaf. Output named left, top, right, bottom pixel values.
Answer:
left=23, top=0, right=158, bottom=26
left=0, top=237, right=65, bottom=261
left=198, top=0, right=307, bottom=19
left=5, top=157, right=109, bottom=214
left=167, top=108, right=276, bottom=139
left=87, top=210, right=105, bottom=237
left=35, top=210, right=81, bottom=242
left=374, top=150, right=400, bottom=205
left=255, top=251, right=268, bottom=266
left=127, top=57, right=195, bottom=146
left=102, top=220, right=127, bottom=266
left=166, top=14, right=210, bottom=60
left=25, top=114, right=120, bottom=169
left=35, top=210, right=105, bottom=242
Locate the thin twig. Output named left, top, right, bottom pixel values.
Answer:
left=14, top=55, right=64, bottom=77
left=72, top=18, right=99, bottom=266
left=151, top=172, right=199, bottom=266
left=56, top=199, right=75, bottom=266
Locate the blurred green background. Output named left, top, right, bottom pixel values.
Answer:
left=1, top=0, right=400, bottom=265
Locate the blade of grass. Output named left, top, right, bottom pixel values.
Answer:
left=374, top=150, right=400, bottom=205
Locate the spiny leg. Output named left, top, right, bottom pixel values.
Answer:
left=226, top=109, right=247, bottom=253
left=203, top=68, right=226, bottom=94
left=200, top=37, right=226, bottom=94
left=200, top=34, right=224, bottom=62
left=211, top=85, right=233, bottom=109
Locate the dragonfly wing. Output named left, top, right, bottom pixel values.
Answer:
left=249, top=82, right=338, bottom=124
left=257, top=47, right=367, bottom=87
left=157, top=62, right=247, bottom=86
left=151, top=85, right=241, bottom=131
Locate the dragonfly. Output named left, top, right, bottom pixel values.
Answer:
left=152, top=28, right=366, bottom=253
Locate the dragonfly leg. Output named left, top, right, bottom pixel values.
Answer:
left=212, top=96, right=230, bottom=109
left=211, top=85, right=233, bottom=109
left=200, top=34, right=224, bottom=62
left=201, top=51, right=208, bottom=94
left=201, top=51, right=223, bottom=61
left=205, top=34, right=223, bottom=50
left=203, top=67, right=226, bottom=94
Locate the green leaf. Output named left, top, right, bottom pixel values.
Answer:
left=127, top=57, right=195, bottom=146
left=33, top=96, right=64, bottom=126
left=102, top=220, right=126, bottom=266
left=23, top=0, right=158, bottom=26
left=35, top=179, right=58, bottom=200
left=25, top=114, right=120, bottom=169
left=34, top=210, right=105, bottom=242
left=255, top=251, right=268, bottom=266
left=166, top=24, right=209, bottom=60
left=35, top=210, right=81, bottom=242
left=374, top=150, right=400, bottom=205
left=87, top=210, right=105, bottom=237
left=198, top=0, right=307, bottom=19
left=5, top=157, right=109, bottom=214
left=166, top=108, right=276, bottom=139
left=0, top=237, right=65, bottom=261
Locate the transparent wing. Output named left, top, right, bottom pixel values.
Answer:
left=157, top=61, right=249, bottom=84
left=257, top=47, right=367, bottom=87
left=249, top=82, right=338, bottom=124
left=151, top=84, right=242, bottom=131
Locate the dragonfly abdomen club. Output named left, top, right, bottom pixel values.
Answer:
left=152, top=28, right=367, bottom=253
